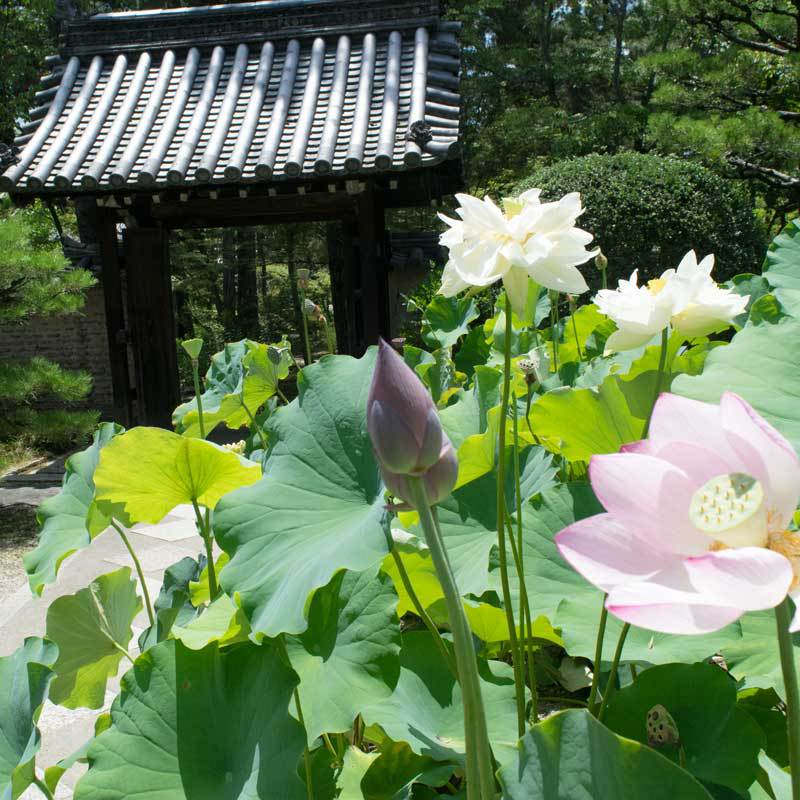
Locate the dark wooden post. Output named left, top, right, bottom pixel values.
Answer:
left=96, top=207, right=133, bottom=426
left=354, top=183, right=390, bottom=352
left=123, top=225, right=180, bottom=428
left=327, top=216, right=359, bottom=355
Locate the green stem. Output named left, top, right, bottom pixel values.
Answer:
left=511, top=400, right=537, bottom=723
left=240, top=398, right=269, bottom=453
left=111, top=520, right=154, bottom=627
left=505, top=515, right=537, bottom=725
left=390, top=546, right=458, bottom=679
left=642, top=327, right=669, bottom=438
left=408, top=478, right=496, bottom=800
left=569, top=297, right=583, bottom=361
left=298, top=288, right=313, bottom=367
left=587, top=599, right=608, bottom=713
left=295, top=688, right=314, bottom=800
left=550, top=294, right=560, bottom=372
left=597, top=622, right=631, bottom=723
left=276, top=387, right=290, bottom=405
left=775, top=598, right=800, bottom=800
left=33, top=777, right=55, bottom=800
left=191, top=359, right=206, bottom=439
left=497, top=294, right=527, bottom=738
left=323, top=732, right=339, bottom=762
left=191, top=500, right=218, bottom=600
left=324, top=319, right=336, bottom=355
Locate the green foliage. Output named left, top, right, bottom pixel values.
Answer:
left=25, top=422, right=123, bottom=595
left=0, top=209, right=94, bottom=325
left=603, top=663, right=763, bottom=793
left=498, top=709, right=715, bottom=799
left=0, top=637, right=58, bottom=800
left=517, top=153, right=767, bottom=288
left=45, top=568, right=141, bottom=710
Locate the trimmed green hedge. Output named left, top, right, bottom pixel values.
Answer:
left=516, top=153, right=766, bottom=289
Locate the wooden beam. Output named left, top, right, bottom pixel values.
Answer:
left=123, top=225, right=180, bottom=428
left=97, top=207, right=133, bottom=426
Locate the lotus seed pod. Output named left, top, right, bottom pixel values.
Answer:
left=303, top=298, right=318, bottom=317
left=367, top=339, right=454, bottom=489
left=181, top=338, right=203, bottom=360
left=595, top=250, right=609, bottom=272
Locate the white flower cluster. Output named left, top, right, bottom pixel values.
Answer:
left=594, top=251, right=748, bottom=352
left=438, top=189, right=599, bottom=314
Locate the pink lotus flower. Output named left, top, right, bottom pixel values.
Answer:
left=555, top=393, right=800, bottom=634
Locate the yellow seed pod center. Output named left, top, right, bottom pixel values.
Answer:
left=689, top=473, right=767, bottom=548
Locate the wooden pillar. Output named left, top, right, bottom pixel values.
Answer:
left=97, top=208, right=133, bottom=426
left=353, top=184, right=390, bottom=353
left=123, top=225, right=180, bottom=428
left=327, top=216, right=359, bottom=355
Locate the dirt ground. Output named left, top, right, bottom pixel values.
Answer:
left=0, top=504, right=38, bottom=597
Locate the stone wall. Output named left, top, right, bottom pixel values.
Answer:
left=0, top=284, right=115, bottom=418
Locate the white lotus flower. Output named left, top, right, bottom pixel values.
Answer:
left=594, top=270, right=675, bottom=353
left=666, top=251, right=748, bottom=338
left=438, top=189, right=598, bottom=314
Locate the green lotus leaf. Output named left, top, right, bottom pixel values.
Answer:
left=719, top=611, right=800, bottom=700
left=497, top=709, right=714, bottom=799
left=137, top=555, right=205, bottom=652
left=94, top=427, right=261, bottom=525
left=673, top=318, right=800, bottom=452
left=359, top=741, right=454, bottom=799
left=421, top=294, right=479, bottom=350
left=555, top=597, right=741, bottom=667
left=176, top=339, right=292, bottom=439
left=547, top=303, right=612, bottom=365
left=763, top=218, right=800, bottom=292
left=337, top=747, right=379, bottom=799
left=0, top=637, right=58, bottom=800
left=215, top=350, right=390, bottom=638
left=171, top=593, right=250, bottom=650
left=286, top=568, right=401, bottom=744
left=362, top=630, right=522, bottom=768
left=173, top=339, right=251, bottom=436
left=24, top=422, right=123, bottom=595
left=45, top=568, right=141, bottom=710
left=738, top=688, right=788, bottom=767
left=603, top=662, right=763, bottom=794
left=74, top=640, right=307, bottom=800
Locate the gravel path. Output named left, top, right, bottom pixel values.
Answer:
left=0, top=504, right=39, bottom=598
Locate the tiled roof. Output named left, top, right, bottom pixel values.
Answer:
left=0, top=0, right=461, bottom=194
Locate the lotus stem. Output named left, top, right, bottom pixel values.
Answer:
left=642, top=328, right=669, bottom=438
left=511, top=399, right=538, bottom=723
left=588, top=599, right=608, bottom=713
left=110, top=519, right=154, bottom=627
left=191, top=358, right=206, bottom=439
left=408, top=476, right=496, bottom=800
left=597, top=622, right=631, bottom=723
left=497, top=294, right=527, bottom=737
left=32, top=776, right=55, bottom=800
left=191, top=500, right=218, bottom=600
left=775, top=598, right=800, bottom=800
left=240, top=398, right=269, bottom=453
left=569, top=296, right=583, bottom=361
left=389, top=546, right=458, bottom=679
left=550, top=293, right=560, bottom=372
left=298, top=287, right=313, bottom=367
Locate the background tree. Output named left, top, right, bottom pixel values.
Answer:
left=0, top=198, right=98, bottom=464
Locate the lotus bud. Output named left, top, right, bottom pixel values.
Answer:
left=296, top=268, right=310, bottom=290
left=328, top=303, right=334, bottom=315
left=303, top=298, right=317, bottom=318
left=268, top=345, right=284, bottom=365
left=368, top=339, right=457, bottom=507
left=595, top=250, right=608, bottom=273
left=181, top=337, right=203, bottom=361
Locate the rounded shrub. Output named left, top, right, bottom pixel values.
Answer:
left=516, top=152, right=766, bottom=289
